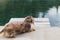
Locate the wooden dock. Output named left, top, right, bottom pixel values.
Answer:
left=0, top=18, right=60, bottom=40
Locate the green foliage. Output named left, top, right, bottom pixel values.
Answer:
left=0, top=0, right=60, bottom=25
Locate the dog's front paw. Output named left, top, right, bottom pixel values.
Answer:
left=29, top=29, right=35, bottom=32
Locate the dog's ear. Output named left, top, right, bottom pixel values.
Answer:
left=25, top=23, right=31, bottom=28
left=24, top=23, right=31, bottom=32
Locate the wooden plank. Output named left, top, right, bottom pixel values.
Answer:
left=9, top=18, right=50, bottom=25
left=45, top=27, right=60, bottom=40
left=0, top=24, right=49, bottom=40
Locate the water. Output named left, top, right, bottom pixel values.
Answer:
left=39, top=6, right=60, bottom=26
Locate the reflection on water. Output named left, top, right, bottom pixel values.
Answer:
left=39, top=6, right=60, bottom=26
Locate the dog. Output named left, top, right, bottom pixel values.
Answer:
left=0, top=16, right=35, bottom=38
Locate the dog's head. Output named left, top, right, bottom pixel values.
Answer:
left=24, top=16, right=34, bottom=24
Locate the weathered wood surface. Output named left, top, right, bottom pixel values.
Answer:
left=0, top=18, right=60, bottom=40
left=9, top=18, right=50, bottom=26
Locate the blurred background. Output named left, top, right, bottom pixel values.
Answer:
left=0, top=0, right=60, bottom=26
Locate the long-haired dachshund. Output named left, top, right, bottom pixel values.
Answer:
left=0, top=16, right=35, bottom=38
